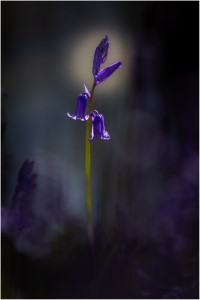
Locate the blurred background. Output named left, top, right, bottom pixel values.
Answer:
left=1, top=1, right=199, bottom=299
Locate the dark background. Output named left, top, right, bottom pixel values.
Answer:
left=1, top=1, right=199, bottom=299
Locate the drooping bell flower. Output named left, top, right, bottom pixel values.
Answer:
left=96, top=61, right=122, bottom=85
left=89, top=110, right=110, bottom=142
left=93, top=35, right=109, bottom=77
left=67, top=93, right=90, bottom=121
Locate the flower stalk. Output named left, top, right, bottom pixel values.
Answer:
left=67, top=35, right=122, bottom=243
left=85, top=81, right=95, bottom=243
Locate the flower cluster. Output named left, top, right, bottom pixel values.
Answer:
left=67, top=35, right=122, bottom=142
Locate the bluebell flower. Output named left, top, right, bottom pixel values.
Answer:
left=89, top=110, right=110, bottom=142
left=67, top=93, right=90, bottom=121
left=96, top=61, right=122, bottom=85
left=67, top=35, right=122, bottom=142
left=93, top=35, right=109, bottom=77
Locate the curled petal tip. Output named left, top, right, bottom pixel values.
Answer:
left=84, top=81, right=90, bottom=98
left=102, top=131, right=110, bottom=140
left=67, top=112, right=76, bottom=120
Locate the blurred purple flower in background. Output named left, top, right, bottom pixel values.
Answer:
left=12, top=160, right=37, bottom=201
left=2, top=160, right=37, bottom=236
left=1, top=158, right=86, bottom=257
left=1, top=160, right=51, bottom=257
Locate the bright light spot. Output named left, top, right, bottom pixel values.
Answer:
left=64, top=27, right=133, bottom=101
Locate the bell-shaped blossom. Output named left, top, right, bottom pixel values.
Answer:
left=96, top=61, right=122, bottom=85
left=89, top=110, right=110, bottom=142
left=93, top=35, right=109, bottom=76
left=67, top=93, right=89, bottom=121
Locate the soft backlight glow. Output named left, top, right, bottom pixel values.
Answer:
left=65, top=28, right=133, bottom=98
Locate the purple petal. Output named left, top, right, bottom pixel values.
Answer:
left=96, top=61, right=122, bottom=85
left=67, top=93, right=89, bottom=121
left=99, top=35, right=109, bottom=49
left=92, top=47, right=102, bottom=76
left=98, top=35, right=109, bottom=63
left=89, top=111, right=110, bottom=142
left=11, top=160, right=38, bottom=210
left=67, top=112, right=89, bottom=121
left=1, top=207, right=13, bottom=235
left=92, top=35, right=110, bottom=77
left=18, top=160, right=34, bottom=181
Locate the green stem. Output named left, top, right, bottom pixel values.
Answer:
left=85, top=81, right=96, bottom=243
left=85, top=119, right=93, bottom=243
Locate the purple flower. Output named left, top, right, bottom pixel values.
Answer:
left=89, top=110, right=110, bottom=142
left=93, top=35, right=109, bottom=76
left=67, top=35, right=122, bottom=143
left=2, top=160, right=38, bottom=236
left=96, top=61, right=122, bottom=85
left=1, top=207, right=13, bottom=235
left=93, top=47, right=102, bottom=77
left=67, top=93, right=90, bottom=121
left=13, top=160, right=37, bottom=198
